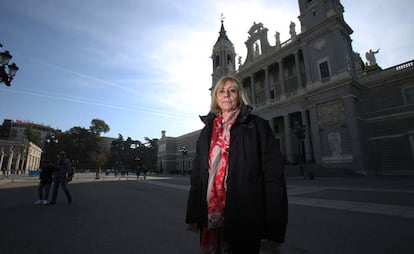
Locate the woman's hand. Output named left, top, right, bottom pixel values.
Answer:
left=186, top=223, right=198, bottom=233
left=261, top=239, right=281, bottom=253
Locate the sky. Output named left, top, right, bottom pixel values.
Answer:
left=1, top=0, right=413, bottom=141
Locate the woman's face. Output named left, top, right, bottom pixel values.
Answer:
left=217, top=80, right=239, bottom=113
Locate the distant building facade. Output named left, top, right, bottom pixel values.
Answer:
left=0, top=119, right=57, bottom=148
left=157, top=130, right=200, bottom=174
left=157, top=0, right=414, bottom=175
left=0, top=119, right=58, bottom=173
left=0, top=140, right=42, bottom=173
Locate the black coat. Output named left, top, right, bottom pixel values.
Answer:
left=186, top=105, right=288, bottom=243
left=40, top=164, right=55, bottom=184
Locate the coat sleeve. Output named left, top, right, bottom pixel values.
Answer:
left=258, top=119, right=288, bottom=243
left=185, top=132, right=203, bottom=225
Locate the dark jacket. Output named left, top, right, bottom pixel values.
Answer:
left=40, top=164, right=55, bottom=184
left=186, top=105, right=288, bottom=243
left=55, top=158, right=72, bottom=179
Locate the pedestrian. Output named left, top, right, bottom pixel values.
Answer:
left=34, top=158, right=55, bottom=205
left=49, top=151, right=73, bottom=205
left=96, top=168, right=100, bottom=180
left=142, top=168, right=147, bottom=180
left=185, top=76, right=288, bottom=254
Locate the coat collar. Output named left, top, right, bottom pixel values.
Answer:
left=199, top=105, right=253, bottom=126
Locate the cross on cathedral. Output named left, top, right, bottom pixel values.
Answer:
left=220, top=13, right=226, bottom=23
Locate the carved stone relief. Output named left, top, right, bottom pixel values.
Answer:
left=317, top=99, right=345, bottom=125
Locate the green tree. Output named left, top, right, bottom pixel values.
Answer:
left=107, top=136, right=148, bottom=173
left=42, top=119, right=111, bottom=170
left=24, top=126, right=41, bottom=146
left=144, top=137, right=159, bottom=172
left=90, top=119, right=110, bottom=136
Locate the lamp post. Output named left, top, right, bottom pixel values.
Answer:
left=0, top=43, right=19, bottom=87
left=291, top=120, right=312, bottom=179
left=178, top=145, right=188, bottom=175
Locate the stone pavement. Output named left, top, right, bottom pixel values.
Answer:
left=126, top=174, right=414, bottom=220
left=1, top=173, right=413, bottom=254
left=2, top=173, right=414, bottom=220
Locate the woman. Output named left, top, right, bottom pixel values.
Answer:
left=186, top=76, right=288, bottom=253
left=34, top=158, right=54, bottom=205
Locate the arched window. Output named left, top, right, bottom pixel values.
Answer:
left=227, top=54, right=232, bottom=64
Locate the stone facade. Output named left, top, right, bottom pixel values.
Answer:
left=359, top=63, right=414, bottom=175
left=157, top=130, right=200, bottom=174
left=0, top=119, right=56, bottom=148
left=157, top=0, right=414, bottom=176
left=0, top=140, right=42, bottom=174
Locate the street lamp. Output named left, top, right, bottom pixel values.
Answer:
left=178, top=145, right=188, bottom=175
left=0, top=43, right=19, bottom=87
left=291, top=120, right=313, bottom=179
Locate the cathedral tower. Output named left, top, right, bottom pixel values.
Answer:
left=211, top=20, right=235, bottom=90
left=297, top=0, right=358, bottom=79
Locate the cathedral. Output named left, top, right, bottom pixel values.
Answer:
left=157, top=0, right=414, bottom=176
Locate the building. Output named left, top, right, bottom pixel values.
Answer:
left=157, top=0, right=414, bottom=176
left=0, top=119, right=59, bottom=173
left=0, top=140, right=42, bottom=174
left=157, top=130, right=200, bottom=174
left=0, top=119, right=57, bottom=148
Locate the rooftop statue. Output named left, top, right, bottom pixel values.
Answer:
left=289, top=21, right=297, bottom=39
left=365, top=49, right=380, bottom=66
left=248, top=22, right=264, bottom=36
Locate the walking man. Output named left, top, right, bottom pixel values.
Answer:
left=49, top=151, right=73, bottom=205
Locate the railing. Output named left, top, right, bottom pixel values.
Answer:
left=394, top=61, right=413, bottom=71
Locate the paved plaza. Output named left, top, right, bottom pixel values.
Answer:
left=1, top=173, right=414, bottom=254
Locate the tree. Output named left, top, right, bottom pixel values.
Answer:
left=24, top=126, right=41, bottom=146
left=107, top=136, right=158, bottom=173
left=89, top=119, right=110, bottom=136
left=42, top=120, right=111, bottom=170
left=144, top=137, right=159, bottom=172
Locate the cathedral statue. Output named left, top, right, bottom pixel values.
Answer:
left=289, top=21, right=297, bottom=39
left=248, top=22, right=264, bottom=36
left=365, top=49, right=380, bottom=66
left=275, top=31, right=281, bottom=47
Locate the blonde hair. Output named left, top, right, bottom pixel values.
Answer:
left=210, top=76, right=250, bottom=115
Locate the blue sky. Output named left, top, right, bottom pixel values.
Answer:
left=1, top=0, right=413, bottom=141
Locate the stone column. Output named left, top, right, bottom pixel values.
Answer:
left=0, top=147, right=4, bottom=173
left=250, top=75, right=256, bottom=105
left=25, top=154, right=31, bottom=171
left=7, top=147, right=14, bottom=173
left=268, top=117, right=275, bottom=132
left=308, top=105, right=322, bottom=164
left=295, top=51, right=304, bottom=88
left=343, top=95, right=365, bottom=172
left=35, top=156, right=41, bottom=170
left=301, top=110, right=313, bottom=162
left=15, top=151, right=21, bottom=174
left=283, top=114, right=294, bottom=162
left=21, top=155, right=26, bottom=173
left=278, top=60, right=286, bottom=95
left=264, top=66, right=271, bottom=103
left=19, top=149, right=26, bottom=173
left=301, top=46, right=312, bottom=86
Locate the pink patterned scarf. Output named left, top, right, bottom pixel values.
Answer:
left=200, top=109, right=240, bottom=253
